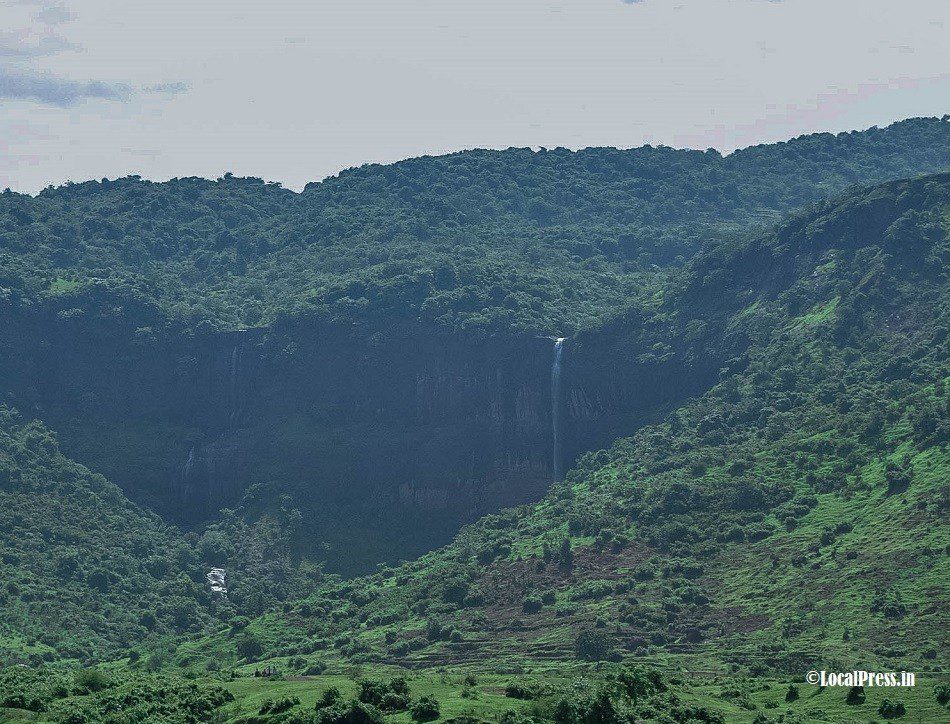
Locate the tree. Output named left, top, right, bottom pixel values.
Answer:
left=878, top=699, right=906, bottom=719
left=559, top=538, right=573, bottom=570
left=575, top=628, right=610, bottom=661
left=235, top=632, right=263, bottom=661
left=410, top=696, right=441, bottom=722
left=846, top=686, right=865, bottom=705
left=316, top=700, right=384, bottom=724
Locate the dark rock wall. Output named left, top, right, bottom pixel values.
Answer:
left=0, top=312, right=722, bottom=572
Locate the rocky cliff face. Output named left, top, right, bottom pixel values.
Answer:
left=0, top=311, right=723, bottom=572
left=561, top=330, right=724, bottom=468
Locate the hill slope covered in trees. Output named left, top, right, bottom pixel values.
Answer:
left=0, top=130, right=948, bottom=724
left=0, top=409, right=213, bottom=666
left=188, top=174, right=949, bottom=685
left=1, top=117, right=948, bottom=334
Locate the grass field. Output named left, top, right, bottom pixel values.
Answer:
left=209, top=669, right=950, bottom=722
left=5, top=664, right=946, bottom=722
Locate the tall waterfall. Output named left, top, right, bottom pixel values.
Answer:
left=227, top=342, right=243, bottom=430
left=182, top=444, right=197, bottom=484
left=551, top=337, right=566, bottom=481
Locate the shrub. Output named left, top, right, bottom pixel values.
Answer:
left=316, top=699, right=385, bottom=724
left=358, top=678, right=411, bottom=711
left=522, top=595, right=543, bottom=614
left=0, top=692, right=47, bottom=712
left=316, top=687, right=342, bottom=709
left=74, top=669, right=112, bottom=694
left=632, top=563, right=656, bottom=581
left=305, top=661, right=328, bottom=675
left=878, top=698, right=906, bottom=718
left=617, top=667, right=665, bottom=701
left=425, top=619, right=445, bottom=640
left=884, top=457, right=913, bottom=495
left=846, top=686, right=865, bottom=704
left=559, top=539, right=573, bottom=569
left=575, top=629, right=610, bottom=662
left=499, top=711, right=536, bottom=724
left=870, top=590, right=907, bottom=619
left=287, top=656, right=307, bottom=670
left=380, top=691, right=411, bottom=711
left=554, top=603, right=579, bottom=617
left=261, top=696, right=300, bottom=714
left=552, top=689, right=624, bottom=724
left=358, top=680, right=388, bottom=706
left=235, top=632, right=264, bottom=661
left=410, top=695, right=441, bottom=722
left=505, top=680, right=546, bottom=700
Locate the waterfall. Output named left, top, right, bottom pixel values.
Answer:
left=207, top=567, right=227, bottom=595
left=551, top=337, right=566, bottom=481
left=183, top=445, right=197, bottom=484
left=228, top=342, right=243, bottom=430
left=180, top=444, right=199, bottom=506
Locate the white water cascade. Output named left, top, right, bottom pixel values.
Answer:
left=551, top=337, right=566, bottom=481
left=207, top=567, right=227, bottom=596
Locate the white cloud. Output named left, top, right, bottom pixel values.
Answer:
left=0, top=28, right=76, bottom=56
left=142, top=81, right=188, bottom=96
left=33, top=2, right=76, bottom=26
left=0, top=68, right=128, bottom=106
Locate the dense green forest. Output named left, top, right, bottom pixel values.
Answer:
left=2, top=117, right=948, bottom=334
left=0, top=125, right=948, bottom=722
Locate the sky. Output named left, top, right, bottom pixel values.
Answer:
left=0, top=0, right=948, bottom=193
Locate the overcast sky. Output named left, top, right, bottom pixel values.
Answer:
left=1, top=0, right=947, bottom=193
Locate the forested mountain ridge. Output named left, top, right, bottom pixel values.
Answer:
left=0, top=119, right=945, bottom=580
left=1, top=116, right=948, bottom=334
left=0, top=154, right=947, bottom=721
left=187, top=173, right=949, bottom=681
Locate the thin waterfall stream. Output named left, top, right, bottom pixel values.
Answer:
left=551, top=337, right=566, bottom=480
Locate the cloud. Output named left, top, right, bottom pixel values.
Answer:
left=33, top=2, right=76, bottom=26
left=0, top=69, right=129, bottom=106
left=142, top=81, right=189, bottom=96
left=0, top=28, right=77, bottom=57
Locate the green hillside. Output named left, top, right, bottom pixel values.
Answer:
left=0, top=409, right=213, bottom=666
left=0, top=145, right=948, bottom=722
left=183, top=174, right=949, bottom=687
left=2, top=117, right=948, bottom=334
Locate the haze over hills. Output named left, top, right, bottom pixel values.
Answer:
left=0, top=120, right=948, bottom=723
